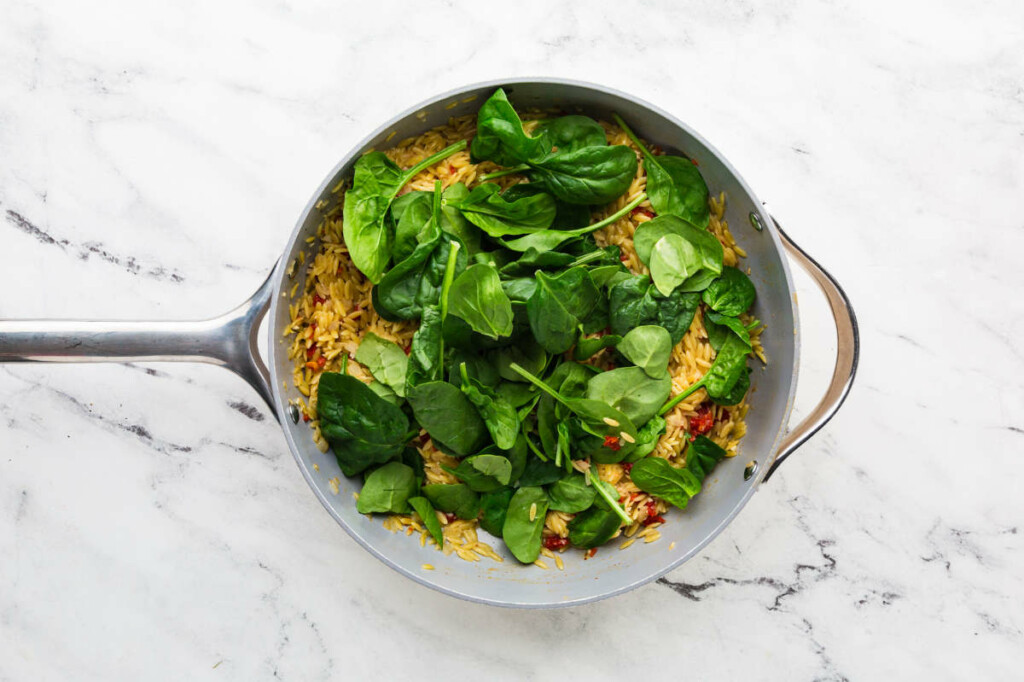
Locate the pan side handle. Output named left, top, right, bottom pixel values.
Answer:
left=764, top=221, right=860, bottom=481
left=0, top=267, right=277, bottom=416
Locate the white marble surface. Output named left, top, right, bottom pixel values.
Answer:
left=1, top=0, right=1022, bottom=678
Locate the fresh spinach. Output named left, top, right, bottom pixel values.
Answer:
left=633, top=216, right=723, bottom=292
left=408, top=496, right=444, bottom=546
left=568, top=507, right=622, bottom=549
left=702, top=266, right=756, bottom=316
left=613, top=114, right=709, bottom=227
left=547, top=474, right=597, bottom=513
left=710, top=366, right=751, bottom=406
left=616, top=325, right=672, bottom=378
left=444, top=453, right=513, bottom=493
left=356, top=462, right=417, bottom=514
left=408, top=380, right=488, bottom=456
left=502, top=486, right=549, bottom=563
left=459, top=363, right=519, bottom=449
left=470, top=88, right=549, bottom=166
left=518, top=455, right=564, bottom=487
left=686, top=435, right=728, bottom=480
left=449, top=182, right=556, bottom=237
left=405, top=305, right=444, bottom=391
left=375, top=234, right=466, bottom=321
left=316, top=372, right=410, bottom=477
left=528, top=145, right=638, bottom=206
left=704, top=310, right=751, bottom=350
left=649, top=233, right=700, bottom=296
left=586, top=366, right=671, bottom=426
left=623, top=415, right=667, bottom=462
left=574, top=333, right=621, bottom=360
left=343, top=140, right=466, bottom=282
left=479, top=488, right=514, bottom=536
left=391, top=191, right=433, bottom=263
left=502, top=183, right=591, bottom=229
left=354, top=332, right=409, bottom=397
left=629, top=457, right=701, bottom=510
left=527, top=267, right=600, bottom=354
left=447, top=264, right=514, bottom=339
left=659, top=334, right=750, bottom=414
left=500, top=193, right=646, bottom=252
left=608, top=274, right=701, bottom=344
left=422, top=484, right=480, bottom=520
left=499, top=247, right=575, bottom=277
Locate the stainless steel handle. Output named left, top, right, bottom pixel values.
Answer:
left=764, top=220, right=860, bottom=480
left=0, top=266, right=277, bottom=414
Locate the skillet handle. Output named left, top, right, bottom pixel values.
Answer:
left=0, top=266, right=277, bottom=415
left=764, top=220, right=860, bottom=480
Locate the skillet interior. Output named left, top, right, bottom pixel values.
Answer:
left=268, top=79, right=799, bottom=607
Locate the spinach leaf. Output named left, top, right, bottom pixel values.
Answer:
left=343, top=140, right=466, bottom=282
left=356, top=462, right=417, bottom=514
left=710, top=365, right=751, bottom=406
left=499, top=193, right=646, bottom=252
left=495, top=381, right=539, bottom=409
left=518, top=455, right=564, bottom=487
left=547, top=474, right=597, bottom=513
left=586, top=366, right=672, bottom=426
left=616, top=325, right=672, bottom=378
left=527, top=267, right=600, bottom=354
left=502, top=183, right=591, bottom=229
left=354, top=332, right=409, bottom=397
left=608, top=274, right=700, bottom=344
left=529, top=144, right=638, bottom=206
left=494, top=338, right=547, bottom=382
left=588, top=264, right=629, bottom=289
left=574, top=333, right=621, bottom=361
left=702, top=266, right=757, bottom=316
left=567, top=507, right=622, bottom=549
left=658, top=334, right=750, bottom=414
left=470, top=88, right=549, bottom=167
left=505, top=434, right=529, bottom=482
left=422, top=484, right=480, bottom=520
left=623, top=415, right=667, bottom=462
left=405, top=305, right=443, bottom=391
left=649, top=233, right=700, bottom=296
left=686, top=435, right=728, bottom=480
left=366, top=380, right=401, bottom=406
left=479, top=488, right=514, bottom=536
left=511, top=363, right=639, bottom=462
left=613, top=114, right=709, bottom=227
left=704, top=310, right=751, bottom=350
left=439, top=183, right=480, bottom=255
left=408, top=381, right=488, bottom=456
left=534, top=115, right=607, bottom=152
left=633, top=216, right=723, bottom=292
left=459, top=363, right=519, bottom=449
left=448, top=348, right=501, bottom=388
left=375, top=233, right=466, bottom=321
left=408, top=496, right=444, bottom=546
left=501, top=276, right=538, bottom=302
left=400, top=445, right=425, bottom=484
left=449, top=183, right=556, bottom=237
left=391, top=191, right=433, bottom=263
left=502, top=486, right=549, bottom=563
left=447, top=264, right=514, bottom=339
left=316, top=372, right=410, bottom=477
left=498, top=247, right=575, bottom=277
left=629, top=457, right=701, bottom=510
left=444, top=453, right=513, bottom=493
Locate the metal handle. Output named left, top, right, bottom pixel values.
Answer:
left=764, top=220, right=860, bottom=480
left=0, top=267, right=277, bottom=414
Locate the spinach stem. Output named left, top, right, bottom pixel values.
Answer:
left=523, top=432, right=549, bottom=462
left=479, top=164, right=529, bottom=182
left=402, top=140, right=467, bottom=185
left=438, top=238, right=461, bottom=366
left=658, top=377, right=706, bottom=416
left=566, top=192, right=646, bottom=235
left=508, top=362, right=565, bottom=406
left=586, top=467, right=632, bottom=524
left=567, top=250, right=606, bottom=268
left=611, top=114, right=656, bottom=163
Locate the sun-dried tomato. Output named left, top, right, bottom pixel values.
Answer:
left=690, top=404, right=714, bottom=435
left=313, top=293, right=326, bottom=305
left=543, top=536, right=569, bottom=550
left=622, top=462, right=633, bottom=474
left=306, top=346, right=317, bottom=360
left=316, top=356, right=326, bottom=368
left=603, top=435, right=621, bottom=451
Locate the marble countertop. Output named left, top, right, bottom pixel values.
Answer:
left=2, top=0, right=1022, bottom=679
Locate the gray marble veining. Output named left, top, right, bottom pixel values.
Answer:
left=1, top=0, right=1023, bottom=679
